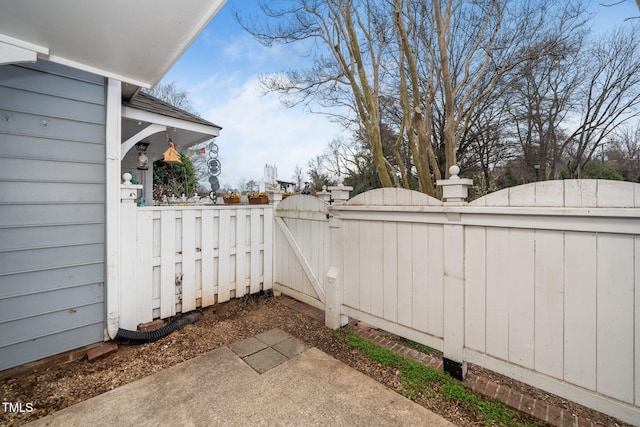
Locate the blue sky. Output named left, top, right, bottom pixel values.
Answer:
left=163, top=0, right=342, bottom=189
left=162, top=0, right=639, bottom=190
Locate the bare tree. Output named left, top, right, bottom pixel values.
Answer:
left=236, top=177, right=248, bottom=193
left=459, top=98, right=518, bottom=192
left=504, top=26, right=586, bottom=180
left=607, top=123, right=640, bottom=181
left=396, top=1, right=587, bottom=184
left=307, top=155, right=335, bottom=190
left=238, top=0, right=588, bottom=195
left=292, top=164, right=305, bottom=191
left=562, top=25, right=640, bottom=178
left=239, top=0, right=396, bottom=187
left=143, top=81, right=198, bottom=114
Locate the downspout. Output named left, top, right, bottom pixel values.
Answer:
left=105, top=78, right=122, bottom=340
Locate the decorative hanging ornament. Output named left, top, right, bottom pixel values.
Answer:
left=163, top=141, right=182, bottom=163
left=136, top=141, right=149, bottom=170
left=137, top=151, right=149, bottom=170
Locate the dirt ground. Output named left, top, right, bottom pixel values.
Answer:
left=0, top=293, right=629, bottom=426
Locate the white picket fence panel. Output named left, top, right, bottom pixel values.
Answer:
left=120, top=204, right=273, bottom=329
left=325, top=182, right=640, bottom=425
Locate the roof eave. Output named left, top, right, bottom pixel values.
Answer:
left=122, top=106, right=221, bottom=137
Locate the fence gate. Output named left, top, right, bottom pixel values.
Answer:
left=274, top=195, right=329, bottom=310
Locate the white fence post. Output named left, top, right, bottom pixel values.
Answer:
left=326, top=176, right=350, bottom=328
left=119, top=173, right=142, bottom=331
left=437, top=166, right=473, bottom=380
left=325, top=214, right=348, bottom=329
left=328, top=177, right=352, bottom=205
left=317, top=185, right=331, bottom=203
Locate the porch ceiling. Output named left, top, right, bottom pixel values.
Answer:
left=0, top=0, right=226, bottom=98
left=121, top=101, right=221, bottom=162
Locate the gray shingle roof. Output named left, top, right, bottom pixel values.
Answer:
left=125, top=91, right=221, bottom=129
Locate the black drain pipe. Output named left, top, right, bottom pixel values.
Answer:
left=115, top=311, right=203, bottom=344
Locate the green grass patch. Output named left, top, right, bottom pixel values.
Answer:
left=338, top=329, right=541, bottom=427
left=396, top=337, right=439, bottom=355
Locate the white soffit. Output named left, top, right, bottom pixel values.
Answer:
left=0, top=0, right=226, bottom=87
left=122, top=106, right=220, bottom=138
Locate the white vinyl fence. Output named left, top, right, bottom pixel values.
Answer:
left=119, top=197, right=273, bottom=331
left=321, top=181, right=640, bottom=425
left=117, top=177, right=640, bottom=424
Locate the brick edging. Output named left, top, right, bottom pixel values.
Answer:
left=348, top=324, right=606, bottom=427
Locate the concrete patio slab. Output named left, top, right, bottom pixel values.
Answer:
left=26, top=330, right=454, bottom=427
left=229, top=336, right=268, bottom=358
left=273, top=337, right=306, bottom=359
left=255, top=328, right=291, bottom=346
left=243, top=347, right=288, bottom=374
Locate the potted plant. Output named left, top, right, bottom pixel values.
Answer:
left=222, top=191, right=240, bottom=204
left=248, top=191, right=269, bottom=204
left=282, top=191, right=292, bottom=200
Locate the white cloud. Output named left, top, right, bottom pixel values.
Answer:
left=222, top=33, right=286, bottom=65
left=202, top=75, right=346, bottom=189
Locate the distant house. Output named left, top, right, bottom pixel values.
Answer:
left=0, top=0, right=226, bottom=372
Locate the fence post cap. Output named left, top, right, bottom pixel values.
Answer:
left=436, top=165, right=473, bottom=205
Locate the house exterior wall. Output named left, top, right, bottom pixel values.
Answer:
left=0, top=60, right=106, bottom=371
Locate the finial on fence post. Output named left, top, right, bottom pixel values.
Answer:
left=317, top=185, right=331, bottom=203
left=436, top=165, right=473, bottom=205
left=328, top=176, right=352, bottom=205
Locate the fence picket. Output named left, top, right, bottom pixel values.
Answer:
left=464, top=226, right=486, bottom=353
left=508, top=229, right=535, bottom=369
left=596, top=234, right=635, bottom=403
left=250, top=210, right=261, bottom=294
left=427, top=224, right=444, bottom=337
left=564, top=231, right=597, bottom=390
left=396, top=222, right=413, bottom=328
left=382, top=222, right=398, bottom=322
left=533, top=230, right=563, bottom=378
left=181, top=210, right=197, bottom=312
left=485, top=227, right=509, bottom=361
left=160, top=210, right=176, bottom=318
left=235, top=209, right=247, bottom=298
left=136, top=210, right=154, bottom=324
left=200, top=210, right=215, bottom=307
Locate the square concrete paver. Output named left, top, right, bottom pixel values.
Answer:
left=230, top=337, right=268, bottom=358
left=273, top=337, right=307, bottom=359
left=243, top=347, right=288, bottom=374
left=255, top=328, right=291, bottom=346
